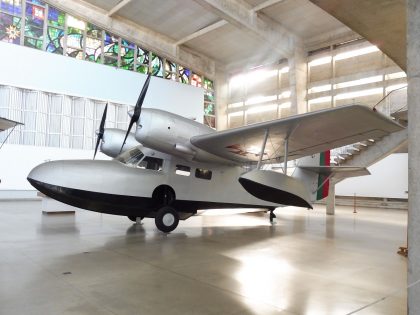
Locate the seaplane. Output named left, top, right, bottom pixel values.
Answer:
left=27, top=74, right=403, bottom=232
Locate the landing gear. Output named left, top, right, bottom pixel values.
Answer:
left=155, top=206, right=179, bottom=233
left=269, top=210, right=277, bottom=224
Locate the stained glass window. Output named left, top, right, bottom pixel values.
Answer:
left=85, top=23, right=102, bottom=63
left=46, top=26, right=63, bottom=54
left=120, top=38, right=134, bottom=70
left=46, top=6, right=64, bottom=55
left=178, top=66, right=190, bottom=84
left=47, top=5, right=64, bottom=28
left=164, top=59, right=176, bottom=81
left=136, top=46, right=149, bottom=74
left=151, top=52, right=162, bottom=77
left=204, top=115, right=215, bottom=129
left=66, top=15, right=85, bottom=59
left=204, top=90, right=215, bottom=102
left=0, top=12, right=21, bottom=44
left=103, top=32, right=119, bottom=67
left=204, top=78, right=214, bottom=90
left=191, top=73, right=202, bottom=87
left=24, top=2, right=44, bottom=49
left=204, top=103, right=215, bottom=116
left=0, top=0, right=22, bottom=15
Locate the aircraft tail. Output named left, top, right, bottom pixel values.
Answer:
left=293, top=151, right=370, bottom=202
left=293, top=151, right=331, bottom=202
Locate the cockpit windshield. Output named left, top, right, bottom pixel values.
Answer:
left=116, top=147, right=163, bottom=171
left=116, top=147, right=145, bottom=166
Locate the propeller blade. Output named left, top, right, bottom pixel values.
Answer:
left=93, top=103, right=108, bottom=159
left=120, top=74, right=152, bottom=153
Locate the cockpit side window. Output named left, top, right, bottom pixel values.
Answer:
left=116, top=147, right=144, bottom=166
left=137, top=156, right=163, bottom=171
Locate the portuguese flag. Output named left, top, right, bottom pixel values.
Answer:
left=316, top=150, right=330, bottom=200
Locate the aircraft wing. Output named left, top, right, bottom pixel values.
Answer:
left=0, top=117, right=23, bottom=131
left=190, top=105, right=404, bottom=164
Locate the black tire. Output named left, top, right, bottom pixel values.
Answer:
left=155, top=206, right=179, bottom=233
left=128, top=216, right=144, bottom=222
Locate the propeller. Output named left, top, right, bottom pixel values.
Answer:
left=120, top=73, right=152, bottom=153
left=93, top=103, right=108, bottom=160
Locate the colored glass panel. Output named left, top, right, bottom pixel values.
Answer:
left=178, top=66, right=190, bottom=84
left=27, top=0, right=44, bottom=5
left=104, top=56, right=118, bottom=67
left=205, top=90, right=215, bottom=102
left=151, top=53, right=162, bottom=77
left=191, top=73, right=202, bottom=87
left=24, top=35, right=42, bottom=49
left=66, top=47, right=82, bottom=59
left=46, top=26, right=63, bottom=54
left=0, top=0, right=22, bottom=15
left=121, top=47, right=134, bottom=70
left=47, top=6, right=64, bottom=28
left=104, top=32, right=118, bottom=60
left=136, top=47, right=149, bottom=74
left=204, top=103, right=215, bottom=116
left=121, top=38, right=134, bottom=49
left=86, top=22, right=101, bottom=39
left=165, top=72, right=176, bottom=81
left=204, top=78, right=214, bottom=90
left=0, top=12, right=21, bottom=44
left=67, top=26, right=83, bottom=50
left=204, top=115, right=215, bottom=129
left=164, top=59, right=176, bottom=80
left=85, top=36, right=102, bottom=62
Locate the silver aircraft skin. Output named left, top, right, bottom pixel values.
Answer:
left=27, top=74, right=404, bottom=232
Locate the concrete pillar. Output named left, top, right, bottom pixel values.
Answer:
left=215, top=69, right=229, bottom=131
left=407, top=1, right=420, bottom=314
left=288, top=46, right=308, bottom=115
left=326, top=180, right=336, bottom=215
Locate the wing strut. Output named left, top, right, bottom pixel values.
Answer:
left=257, top=129, right=269, bottom=169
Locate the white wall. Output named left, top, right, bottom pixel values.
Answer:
left=336, top=153, right=408, bottom=199
left=0, top=42, right=204, bottom=121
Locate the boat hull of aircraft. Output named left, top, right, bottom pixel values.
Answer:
left=27, top=158, right=277, bottom=220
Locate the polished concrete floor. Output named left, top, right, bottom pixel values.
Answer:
left=0, top=201, right=408, bottom=315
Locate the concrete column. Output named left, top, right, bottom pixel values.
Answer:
left=288, top=46, right=308, bottom=115
left=326, top=180, right=336, bottom=215
left=215, top=69, right=229, bottom=131
left=407, top=1, right=420, bottom=314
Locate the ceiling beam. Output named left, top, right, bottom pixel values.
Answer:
left=251, top=0, right=286, bottom=12
left=176, top=20, right=228, bottom=45
left=107, top=0, right=133, bottom=17
left=193, top=0, right=301, bottom=58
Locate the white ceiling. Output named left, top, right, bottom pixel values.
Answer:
left=80, top=0, right=356, bottom=71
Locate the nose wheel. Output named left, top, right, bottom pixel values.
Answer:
left=155, top=206, right=179, bottom=233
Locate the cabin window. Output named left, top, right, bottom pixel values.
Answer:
left=137, top=156, right=163, bottom=171
left=175, top=165, right=191, bottom=176
left=195, top=168, right=212, bottom=180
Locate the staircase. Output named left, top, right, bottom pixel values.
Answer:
left=330, top=87, right=408, bottom=170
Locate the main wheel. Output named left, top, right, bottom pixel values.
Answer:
left=155, top=206, right=179, bottom=233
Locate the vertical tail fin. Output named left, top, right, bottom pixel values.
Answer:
left=316, top=150, right=330, bottom=201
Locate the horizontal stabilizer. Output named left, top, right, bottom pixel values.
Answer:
left=298, top=166, right=370, bottom=178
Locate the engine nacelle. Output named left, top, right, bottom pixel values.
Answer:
left=100, top=128, right=139, bottom=158
left=135, top=108, right=215, bottom=160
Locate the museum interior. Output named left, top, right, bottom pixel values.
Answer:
left=0, top=0, right=418, bottom=314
